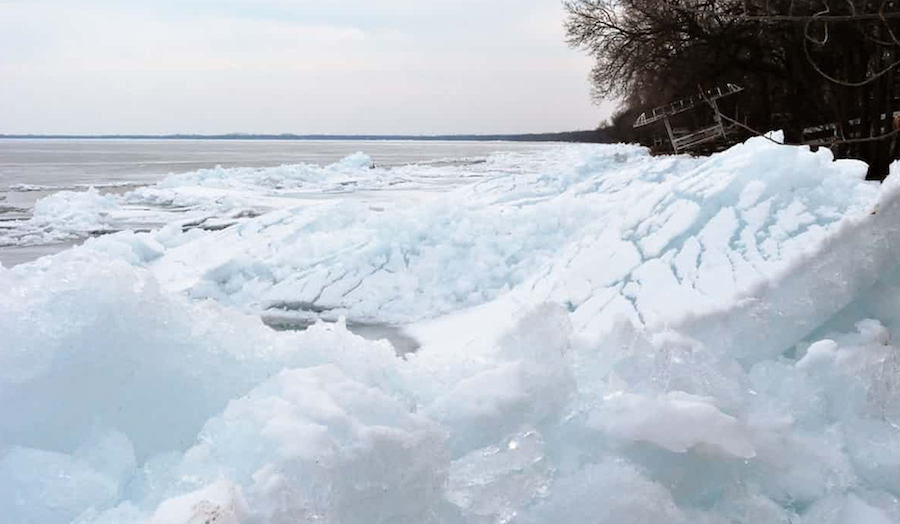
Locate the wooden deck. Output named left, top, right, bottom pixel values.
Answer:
left=634, top=84, right=744, bottom=153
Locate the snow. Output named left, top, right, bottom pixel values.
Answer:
left=3, top=136, right=900, bottom=523
left=588, top=391, right=756, bottom=459
left=796, top=338, right=839, bottom=370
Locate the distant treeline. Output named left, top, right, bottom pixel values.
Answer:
left=0, top=131, right=611, bottom=143
left=565, top=0, right=900, bottom=180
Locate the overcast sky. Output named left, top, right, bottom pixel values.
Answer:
left=0, top=0, right=615, bottom=135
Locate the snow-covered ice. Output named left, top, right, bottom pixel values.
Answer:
left=3, top=135, right=900, bottom=523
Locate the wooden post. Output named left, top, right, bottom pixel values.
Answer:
left=711, top=98, right=727, bottom=140
left=663, top=116, right=678, bottom=152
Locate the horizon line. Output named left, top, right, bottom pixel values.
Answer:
left=0, top=130, right=604, bottom=142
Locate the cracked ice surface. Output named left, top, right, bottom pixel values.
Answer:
left=126, top=136, right=885, bottom=339
left=120, top=135, right=893, bottom=363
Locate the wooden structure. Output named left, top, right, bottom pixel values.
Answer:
left=634, top=84, right=745, bottom=153
left=802, top=111, right=900, bottom=146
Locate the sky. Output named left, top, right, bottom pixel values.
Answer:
left=0, top=0, right=615, bottom=135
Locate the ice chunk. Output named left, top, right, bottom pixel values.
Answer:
left=126, top=482, right=248, bottom=524
left=95, top=365, right=448, bottom=524
left=335, top=151, right=374, bottom=169
left=0, top=189, right=119, bottom=247
left=796, top=339, right=839, bottom=370
left=588, top=391, right=755, bottom=459
left=0, top=432, right=135, bottom=524
left=800, top=493, right=895, bottom=524
left=0, top=252, right=410, bottom=464
left=836, top=495, right=895, bottom=524
left=424, top=304, right=574, bottom=456
left=447, top=429, right=551, bottom=524
left=519, top=460, right=688, bottom=524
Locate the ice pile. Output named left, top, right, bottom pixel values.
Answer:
left=0, top=189, right=119, bottom=247
left=8, top=182, right=138, bottom=193
left=126, top=135, right=893, bottom=341
left=0, top=151, right=536, bottom=248
left=116, top=153, right=398, bottom=215
left=0, top=153, right=397, bottom=248
left=150, top=152, right=380, bottom=192
left=3, top=135, right=900, bottom=524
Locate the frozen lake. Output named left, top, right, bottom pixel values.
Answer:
left=0, top=138, right=557, bottom=191
left=0, top=138, right=557, bottom=265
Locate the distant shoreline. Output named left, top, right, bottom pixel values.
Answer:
left=0, top=131, right=606, bottom=143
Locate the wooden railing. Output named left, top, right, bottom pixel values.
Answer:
left=633, top=84, right=745, bottom=129
left=672, top=124, right=726, bottom=152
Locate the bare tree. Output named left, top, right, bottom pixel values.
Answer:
left=566, top=0, right=900, bottom=179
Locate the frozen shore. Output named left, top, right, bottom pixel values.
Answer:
left=3, top=136, right=900, bottom=523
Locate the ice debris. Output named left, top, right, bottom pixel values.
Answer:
left=3, top=136, right=900, bottom=523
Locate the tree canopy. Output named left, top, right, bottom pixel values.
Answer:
left=566, top=0, right=900, bottom=179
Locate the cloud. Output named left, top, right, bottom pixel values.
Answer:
left=0, top=0, right=609, bottom=134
